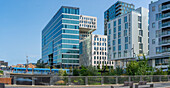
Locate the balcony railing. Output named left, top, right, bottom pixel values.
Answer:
left=162, top=4, right=170, bottom=10
left=162, top=48, right=170, bottom=53
left=162, top=31, right=170, bottom=36
left=162, top=22, right=170, bottom=27
left=162, top=13, right=170, bottom=18
left=162, top=40, right=170, bottom=44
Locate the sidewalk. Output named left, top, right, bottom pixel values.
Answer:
left=5, top=82, right=170, bottom=88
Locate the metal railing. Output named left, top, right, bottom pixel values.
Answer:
left=10, top=75, right=170, bottom=86
left=162, top=4, right=170, bottom=10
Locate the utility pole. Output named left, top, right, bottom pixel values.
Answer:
left=26, top=56, right=29, bottom=73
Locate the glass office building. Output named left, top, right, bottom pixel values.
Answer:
left=104, top=1, right=135, bottom=35
left=42, top=6, right=80, bottom=68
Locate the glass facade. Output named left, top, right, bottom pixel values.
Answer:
left=42, top=6, right=80, bottom=68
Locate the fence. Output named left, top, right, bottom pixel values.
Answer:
left=10, top=75, right=170, bottom=86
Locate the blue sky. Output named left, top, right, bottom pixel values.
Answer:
left=0, top=0, right=153, bottom=65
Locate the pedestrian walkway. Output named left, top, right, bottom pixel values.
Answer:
left=5, top=82, right=170, bottom=88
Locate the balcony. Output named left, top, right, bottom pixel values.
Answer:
left=116, top=7, right=122, bottom=12
left=162, top=31, right=170, bottom=37
left=162, top=4, right=170, bottom=11
left=162, top=13, right=170, bottom=19
left=161, top=39, right=170, bottom=46
left=162, top=22, right=170, bottom=28
left=162, top=48, right=170, bottom=53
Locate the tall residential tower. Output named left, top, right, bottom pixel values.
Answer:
left=104, top=1, right=135, bottom=35
left=105, top=1, right=149, bottom=68
left=149, top=0, right=170, bottom=69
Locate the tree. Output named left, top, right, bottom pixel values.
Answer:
left=126, top=61, right=139, bottom=75
left=97, top=63, right=100, bottom=69
left=86, top=66, right=98, bottom=76
left=73, top=68, right=80, bottom=76
left=126, top=54, right=152, bottom=75
left=58, top=68, right=65, bottom=76
left=154, top=68, right=167, bottom=75
left=36, top=59, right=45, bottom=68
left=168, top=57, right=170, bottom=75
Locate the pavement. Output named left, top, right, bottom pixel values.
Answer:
left=5, top=82, right=170, bottom=88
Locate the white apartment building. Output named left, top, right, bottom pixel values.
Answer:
left=80, top=34, right=114, bottom=69
left=149, top=0, right=170, bottom=70
left=79, top=15, right=97, bottom=41
left=107, top=7, right=149, bottom=68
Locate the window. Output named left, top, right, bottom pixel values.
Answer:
left=138, top=16, right=141, bottom=22
left=152, top=6, right=155, bottom=11
left=94, top=61, right=96, bottom=64
left=94, top=37, right=96, bottom=41
left=97, top=38, right=99, bottom=41
left=152, top=39, right=155, bottom=44
left=102, top=38, right=104, bottom=41
left=158, top=21, right=161, bottom=28
left=108, top=23, right=110, bottom=29
left=125, top=44, right=128, bottom=49
left=118, top=39, right=121, bottom=44
left=125, top=23, right=128, bottom=29
left=118, top=52, right=121, bottom=57
left=124, top=51, right=127, bottom=57
left=139, top=30, right=143, bottom=36
left=94, top=56, right=96, bottom=59
left=125, top=37, right=128, bottom=43
left=113, top=46, right=116, bottom=51
left=113, top=53, right=116, bottom=58
left=94, top=47, right=96, bottom=50
left=124, top=16, right=127, bottom=23
left=138, top=37, right=142, bottom=42
left=156, top=14, right=159, bottom=21
left=138, top=23, right=142, bottom=29
left=118, top=45, right=121, bottom=50
left=109, top=29, right=111, bottom=34
left=139, top=50, right=143, bottom=54
left=113, top=40, right=115, bottom=45
left=158, top=4, right=161, bottom=11
left=124, top=30, right=127, bottom=36
left=118, top=32, right=121, bottom=38
left=139, top=43, right=143, bottom=49
left=118, top=25, right=121, bottom=31
left=118, top=19, right=121, bottom=25
left=152, top=22, right=155, bottom=28
left=114, top=21, right=116, bottom=26
left=114, top=27, right=116, bottom=33
left=102, top=43, right=104, bottom=46
left=114, top=34, right=116, bottom=39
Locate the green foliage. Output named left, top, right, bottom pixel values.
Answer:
left=0, top=70, right=3, bottom=75
left=73, top=65, right=98, bottom=76
left=105, top=64, right=109, bottom=70
left=108, top=66, right=124, bottom=76
left=97, top=64, right=100, bottom=69
left=36, top=59, right=45, bottom=68
left=86, top=65, right=98, bottom=76
left=154, top=68, right=167, bottom=75
left=73, top=68, right=80, bottom=76
left=58, top=68, right=65, bottom=76
left=102, top=64, right=105, bottom=70
left=126, top=54, right=150, bottom=75
left=168, top=57, right=170, bottom=75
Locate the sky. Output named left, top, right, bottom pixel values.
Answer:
left=0, top=0, right=153, bottom=66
